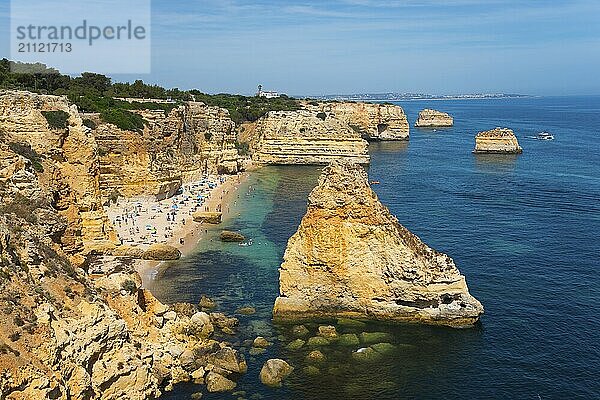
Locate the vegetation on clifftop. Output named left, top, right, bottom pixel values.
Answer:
left=0, top=59, right=300, bottom=126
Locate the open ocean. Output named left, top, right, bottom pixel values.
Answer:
left=152, top=96, right=600, bottom=399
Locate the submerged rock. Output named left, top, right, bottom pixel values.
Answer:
left=415, top=109, right=454, bottom=127
left=273, top=161, right=484, bottom=327
left=336, top=333, right=360, bottom=346
left=236, top=306, right=256, bottom=315
left=359, top=332, right=393, bottom=345
left=307, top=336, right=330, bottom=347
left=286, top=339, right=306, bottom=351
left=259, top=359, right=294, bottom=387
left=291, top=325, right=310, bottom=338
left=473, top=127, right=523, bottom=154
left=305, top=350, right=327, bottom=363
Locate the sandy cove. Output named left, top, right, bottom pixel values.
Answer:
left=106, top=172, right=250, bottom=286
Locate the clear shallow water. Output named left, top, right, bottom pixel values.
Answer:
left=154, top=97, right=600, bottom=399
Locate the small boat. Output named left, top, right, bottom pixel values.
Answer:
left=536, top=131, right=554, bottom=140
left=370, top=181, right=381, bottom=185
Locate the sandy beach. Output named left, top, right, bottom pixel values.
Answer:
left=106, top=172, right=249, bottom=285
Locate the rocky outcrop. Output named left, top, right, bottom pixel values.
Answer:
left=317, top=102, right=410, bottom=141
left=273, top=161, right=484, bottom=327
left=473, top=127, right=523, bottom=154
left=252, top=110, right=370, bottom=165
left=415, top=109, right=454, bottom=127
left=96, top=102, right=239, bottom=201
left=0, top=90, right=117, bottom=261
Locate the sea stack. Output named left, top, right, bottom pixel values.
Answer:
left=273, top=161, right=484, bottom=328
left=415, top=109, right=454, bottom=127
left=473, top=127, right=523, bottom=154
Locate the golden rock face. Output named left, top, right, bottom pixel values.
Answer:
left=252, top=110, right=371, bottom=165
left=415, top=109, right=454, bottom=127
left=274, top=161, right=484, bottom=327
left=474, top=127, right=523, bottom=154
left=318, top=102, right=410, bottom=140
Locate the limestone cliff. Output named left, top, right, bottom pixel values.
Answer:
left=273, top=161, right=484, bottom=327
left=415, top=109, right=454, bottom=127
left=0, top=141, right=246, bottom=399
left=96, top=102, right=239, bottom=201
left=251, top=111, right=370, bottom=165
left=473, top=127, right=523, bottom=154
left=0, top=91, right=116, bottom=261
left=316, top=102, right=410, bottom=141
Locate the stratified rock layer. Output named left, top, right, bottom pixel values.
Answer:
left=318, top=102, right=410, bottom=140
left=415, top=109, right=454, bottom=127
left=273, top=161, right=483, bottom=327
left=252, top=111, right=370, bottom=165
left=95, top=102, right=239, bottom=201
left=0, top=91, right=117, bottom=260
left=473, top=127, right=523, bottom=154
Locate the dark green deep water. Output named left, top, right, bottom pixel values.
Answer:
left=153, top=97, right=600, bottom=399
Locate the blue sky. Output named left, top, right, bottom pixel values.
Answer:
left=1, top=0, right=600, bottom=95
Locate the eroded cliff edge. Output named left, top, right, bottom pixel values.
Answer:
left=0, top=91, right=248, bottom=399
left=273, top=161, right=484, bottom=327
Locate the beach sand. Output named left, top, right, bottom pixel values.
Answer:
left=106, top=172, right=249, bottom=286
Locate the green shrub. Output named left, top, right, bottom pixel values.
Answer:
left=235, top=141, right=250, bottom=156
left=41, top=110, right=69, bottom=130
left=83, top=118, right=97, bottom=130
left=121, top=279, right=138, bottom=295
left=316, top=112, right=327, bottom=121
left=100, top=108, right=145, bottom=132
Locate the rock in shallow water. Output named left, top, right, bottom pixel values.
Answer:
left=259, top=359, right=294, bottom=387
left=273, top=161, right=484, bottom=327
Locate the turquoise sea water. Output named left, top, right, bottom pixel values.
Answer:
left=154, top=96, right=600, bottom=399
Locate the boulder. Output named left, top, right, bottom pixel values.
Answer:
left=305, top=350, right=326, bottom=363
left=318, top=325, right=338, bottom=339
left=199, top=295, right=217, bottom=310
left=259, top=359, right=294, bottom=388
left=206, top=372, right=236, bottom=393
left=219, top=230, right=246, bottom=242
left=253, top=337, right=271, bottom=349
left=142, top=244, right=181, bottom=261
left=193, top=211, right=222, bottom=224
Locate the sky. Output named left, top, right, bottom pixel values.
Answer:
left=1, top=0, right=600, bottom=96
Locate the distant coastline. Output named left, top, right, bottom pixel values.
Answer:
left=312, top=93, right=532, bottom=102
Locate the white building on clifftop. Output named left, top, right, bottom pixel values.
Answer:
left=256, top=85, right=281, bottom=99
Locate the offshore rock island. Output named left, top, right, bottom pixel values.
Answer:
left=273, top=161, right=484, bottom=327
left=415, top=109, right=454, bottom=128
left=474, top=127, right=523, bottom=154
